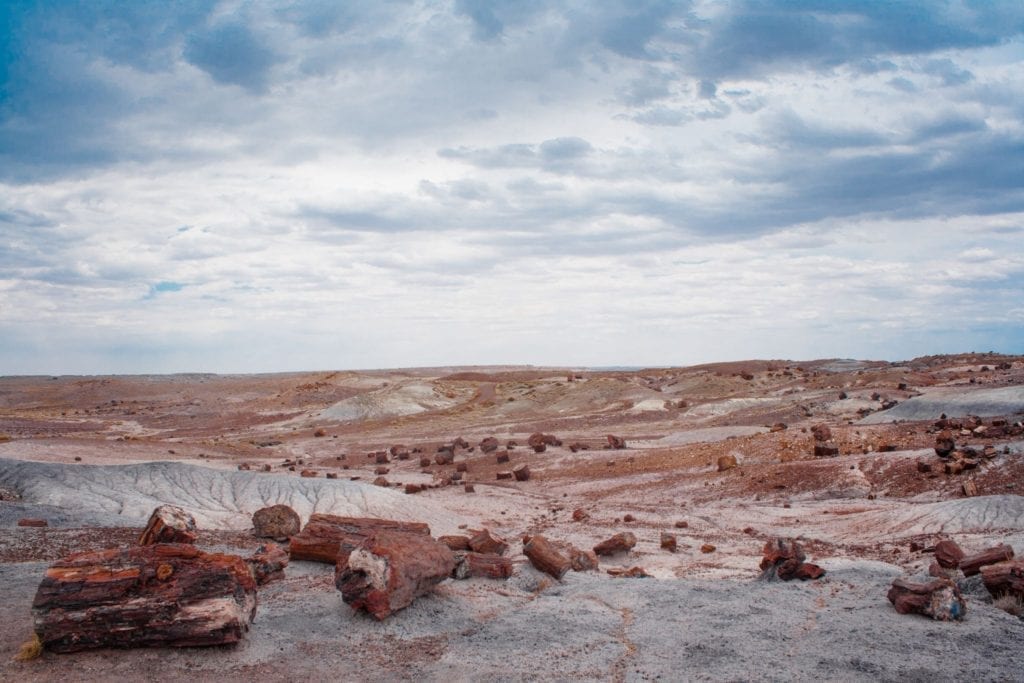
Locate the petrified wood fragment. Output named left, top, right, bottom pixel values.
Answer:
left=887, top=577, right=965, bottom=620
left=33, top=544, right=257, bottom=652
left=759, top=537, right=825, bottom=581
left=138, top=505, right=197, bottom=546
left=660, top=532, right=677, bottom=552
left=334, top=531, right=455, bottom=620
left=247, top=543, right=288, bottom=585
left=523, top=535, right=571, bottom=579
left=980, top=559, right=1024, bottom=599
left=468, top=528, right=509, bottom=555
left=934, top=539, right=965, bottom=569
left=496, top=451, right=510, bottom=464
left=439, top=535, right=472, bottom=551
left=513, top=464, right=531, bottom=481
left=593, top=532, right=637, bottom=556
left=961, top=545, right=1015, bottom=577
left=606, top=434, right=626, bottom=449
left=479, top=437, right=499, bottom=453
left=452, top=552, right=513, bottom=580
left=252, top=504, right=300, bottom=542
left=288, top=514, right=430, bottom=564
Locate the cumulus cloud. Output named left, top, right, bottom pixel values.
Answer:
left=0, top=0, right=1022, bottom=373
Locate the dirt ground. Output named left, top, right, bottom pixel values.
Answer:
left=0, top=352, right=1022, bottom=681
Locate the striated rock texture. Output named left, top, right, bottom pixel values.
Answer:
left=334, top=531, right=455, bottom=619
left=252, top=504, right=301, bottom=542
left=887, top=577, right=966, bottom=620
left=289, top=514, right=430, bottom=564
left=138, top=505, right=197, bottom=546
left=33, top=544, right=257, bottom=652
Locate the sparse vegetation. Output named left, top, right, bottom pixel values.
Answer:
left=13, top=633, right=41, bottom=661
left=993, top=592, right=1024, bottom=617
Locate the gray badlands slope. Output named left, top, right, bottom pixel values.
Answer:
left=860, top=385, right=1024, bottom=423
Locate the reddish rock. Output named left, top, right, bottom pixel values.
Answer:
left=288, top=514, right=430, bottom=564
left=934, top=431, right=956, bottom=457
left=252, top=504, right=301, bottom=542
left=623, top=513, right=635, bottom=523
left=572, top=508, right=589, bottom=522
left=453, top=552, right=513, bottom=580
left=528, top=433, right=560, bottom=453
left=435, top=450, right=455, bottom=465
left=375, top=452, right=390, bottom=465
left=32, top=544, right=257, bottom=652
left=811, top=424, right=832, bottom=442
left=496, top=471, right=513, bottom=480
left=566, top=545, right=599, bottom=572
left=769, top=423, right=787, bottom=432
left=463, top=483, right=475, bottom=493
left=916, top=461, right=932, bottom=473
left=456, top=462, right=468, bottom=472
left=469, top=528, right=509, bottom=556
left=373, top=476, right=389, bottom=487
left=813, top=443, right=840, bottom=457
left=660, top=532, right=677, bottom=552
left=961, top=545, right=1014, bottom=577
left=513, top=464, right=531, bottom=481
left=335, top=530, right=455, bottom=620
left=760, top=538, right=825, bottom=581
left=606, top=434, right=626, bottom=449
left=593, top=532, right=637, bottom=556
left=607, top=566, right=652, bottom=578
left=300, top=469, right=318, bottom=478
left=523, top=535, right=571, bottom=579
left=479, top=437, right=499, bottom=453
left=17, top=518, right=47, bottom=527
left=496, top=451, right=510, bottom=464
left=700, top=543, right=716, bottom=554
left=389, top=444, right=409, bottom=458
left=247, top=542, right=289, bottom=585
left=887, top=577, right=965, bottom=620
left=934, top=539, right=965, bottom=569
left=314, top=428, right=326, bottom=437
left=717, top=454, right=737, bottom=472
left=374, top=466, right=389, bottom=475
left=980, top=559, right=1024, bottom=600
left=419, top=457, right=432, bottom=468
left=674, top=520, right=688, bottom=529
left=439, top=535, right=472, bottom=551
left=453, top=437, right=470, bottom=449
left=405, top=484, right=424, bottom=494
left=138, top=505, right=197, bottom=546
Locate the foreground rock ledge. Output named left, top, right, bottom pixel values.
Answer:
left=335, top=530, right=455, bottom=620
left=33, top=544, right=257, bottom=652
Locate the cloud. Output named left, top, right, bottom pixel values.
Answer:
left=183, top=21, right=281, bottom=92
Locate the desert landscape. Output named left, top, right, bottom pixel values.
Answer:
left=0, top=352, right=1022, bottom=681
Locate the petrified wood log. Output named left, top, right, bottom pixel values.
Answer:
left=452, top=552, right=513, bottom=580
left=247, top=543, right=288, bottom=585
left=334, top=531, right=455, bottom=620
left=980, top=559, right=1024, bottom=599
left=887, top=577, right=965, bottom=620
left=607, top=566, right=651, bottom=578
left=252, top=504, right=300, bottom=542
left=496, top=470, right=513, bottom=480
left=593, top=532, right=637, bottom=556
left=759, top=537, right=825, bottom=581
left=566, top=545, right=598, bottom=572
left=288, top=514, right=431, bottom=564
left=523, top=535, right=570, bottom=579
left=479, top=437, right=499, bottom=453
left=961, top=545, right=1015, bottom=577
left=33, top=543, right=257, bottom=652
left=933, top=539, right=965, bottom=569
left=468, top=528, right=509, bottom=555
left=513, top=464, right=531, bottom=481
left=496, top=451, right=510, bottom=464
left=660, top=532, right=677, bottom=552
left=17, top=518, right=47, bottom=527
left=138, top=505, right=197, bottom=546
left=439, top=535, right=472, bottom=551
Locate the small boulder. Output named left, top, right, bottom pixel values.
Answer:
left=252, top=504, right=301, bottom=542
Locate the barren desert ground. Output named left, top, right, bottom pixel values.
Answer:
left=1, top=353, right=1023, bottom=681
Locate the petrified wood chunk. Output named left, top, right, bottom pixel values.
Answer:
left=660, top=532, right=677, bottom=552
left=289, top=514, right=430, bottom=564
left=566, top=545, right=599, bottom=572
left=934, top=431, right=956, bottom=457
left=496, top=451, right=510, bottom=464
left=496, top=471, right=513, bottom=480
left=17, top=518, right=47, bottom=527
left=961, top=545, right=1015, bottom=577
left=138, top=505, right=197, bottom=546
left=334, top=531, right=455, bottom=620
left=405, top=483, right=424, bottom=494
left=813, top=443, right=839, bottom=457
left=469, top=528, right=509, bottom=555
left=247, top=543, right=288, bottom=585
left=479, top=437, right=499, bottom=453
left=572, top=508, right=589, bottom=522
left=252, top=504, right=300, bottom=542
left=606, top=434, right=626, bottom=449
left=759, top=537, right=824, bottom=581
left=523, top=535, right=571, bottom=579
left=717, top=455, right=737, bottom=472
left=980, top=559, right=1024, bottom=599
left=513, top=464, right=531, bottom=481
left=593, top=532, right=637, bottom=556
left=887, top=577, right=965, bottom=620
left=607, top=566, right=651, bottom=578
left=33, top=544, right=257, bottom=652
left=811, top=424, right=832, bottom=442
left=934, top=539, right=965, bottom=569
left=452, top=552, right=513, bottom=580
left=439, top=535, right=472, bottom=551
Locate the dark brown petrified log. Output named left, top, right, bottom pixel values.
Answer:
left=887, top=577, right=966, bottom=620
left=452, top=552, right=513, bottom=580
left=138, top=505, right=198, bottom=546
left=960, top=545, right=1014, bottom=577
left=523, top=534, right=571, bottom=579
left=512, top=464, right=531, bottom=481
left=334, top=530, right=455, bottom=620
left=32, top=543, right=257, bottom=652
left=980, top=559, right=1024, bottom=599
left=288, top=514, right=431, bottom=564
left=933, top=539, right=965, bottom=569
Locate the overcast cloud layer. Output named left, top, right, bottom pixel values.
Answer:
left=2, top=0, right=1023, bottom=374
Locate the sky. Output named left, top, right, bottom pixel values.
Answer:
left=1, top=0, right=1023, bottom=375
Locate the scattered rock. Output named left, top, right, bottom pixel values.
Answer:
left=769, top=423, right=787, bottom=432
left=700, top=544, right=716, bottom=554
left=572, top=508, right=589, bottom=522
left=512, top=463, right=531, bottom=481
left=607, top=566, right=652, bottom=578
left=479, top=437, right=499, bottom=453
left=961, top=545, right=1014, bottom=577
left=887, top=577, right=965, bottom=620
left=300, top=469, right=318, bottom=478
left=934, top=539, right=965, bottom=569
left=606, top=434, right=626, bottom=449
left=660, top=532, right=677, bottom=552
left=934, top=431, right=956, bottom=457
left=314, top=428, right=326, bottom=438
left=469, top=529, right=509, bottom=555
left=523, top=534, right=571, bottom=579
left=496, top=471, right=513, bottom=480
left=439, top=535, right=472, bottom=551
left=593, top=532, right=637, bottom=556
left=759, top=538, right=824, bottom=581
left=980, top=559, right=1024, bottom=601
left=496, top=451, right=510, bottom=464
left=674, top=520, right=688, bottom=529
left=247, top=542, right=289, bottom=585
left=17, top=518, right=47, bottom=527
left=717, top=454, right=738, bottom=472
left=138, top=505, right=197, bottom=546
left=452, top=552, right=513, bottom=580
left=252, top=504, right=301, bottom=542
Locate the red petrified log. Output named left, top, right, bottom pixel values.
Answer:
left=17, top=518, right=47, bottom=527
left=334, top=531, right=455, bottom=620
left=934, top=539, right=966, bottom=569
left=566, top=545, right=599, bottom=572
left=980, top=559, right=1024, bottom=599
left=452, top=552, right=513, bottom=580
left=439, top=535, right=472, bottom=551
left=523, top=535, right=571, bottom=579
left=661, top=532, right=678, bottom=552
left=479, top=437, right=499, bottom=453
left=288, top=514, right=431, bottom=564
left=138, top=505, right=197, bottom=546
left=469, top=528, right=509, bottom=555
left=496, top=471, right=513, bottom=480
left=496, top=451, right=510, bottom=464
left=887, top=577, right=966, bottom=620
left=32, top=543, right=257, bottom=652
left=593, top=532, right=637, bottom=556
left=513, top=464, right=531, bottom=481
left=759, top=538, right=825, bottom=581
left=961, top=545, right=1015, bottom=577
left=247, top=542, right=289, bottom=585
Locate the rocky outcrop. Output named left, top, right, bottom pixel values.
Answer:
left=252, top=504, right=301, bottom=542
left=32, top=544, right=257, bottom=652
left=138, top=505, right=197, bottom=546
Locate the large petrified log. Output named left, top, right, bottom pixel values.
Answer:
left=887, top=577, right=965, bottom=620
left=593, top=532, right=637, bottom=556
left=980, top=559, right=1024, bottom=599
left=252, top=504, right=301, bottom=542
left=138, top=505, right=197, bottom=545
left=32, top=544, right=257, bottom=652
left=247, top=543, right=289, bottom=585
left=759, top=538, right=825, bottom=581
left=452, top=552, right=513, bottom=580
left=523, top=535, right=571, bottom=579
left=933, top=539, right=965, bottom=569
left=289, top=514, right=431, bottom=564
left=961, top=545, right=1014, bottom=577
left=334, top=531, right=455, bottom=620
